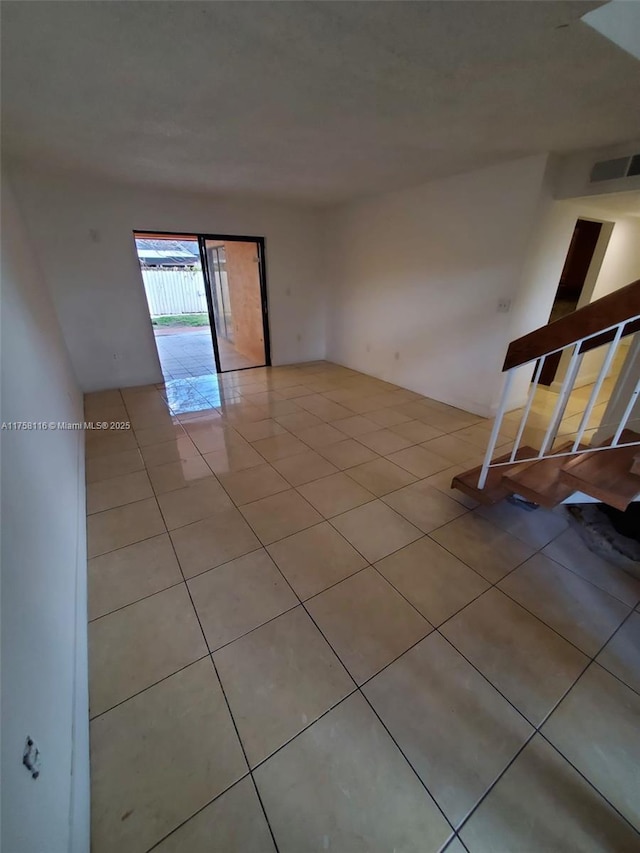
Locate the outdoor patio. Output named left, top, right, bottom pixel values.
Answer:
left=154, top=327, right=255, bottom=378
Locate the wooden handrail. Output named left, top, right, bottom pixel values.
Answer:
left=503, top=279, right=640, bottom=371
left=579, top=318, right=640, bottom=356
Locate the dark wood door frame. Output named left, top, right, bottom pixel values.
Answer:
left=538, top=218, right=604, bottom=387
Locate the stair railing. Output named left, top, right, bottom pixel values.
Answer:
left=478, top=279, right=640, bottom=489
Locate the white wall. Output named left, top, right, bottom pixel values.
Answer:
left=10, top=168, right=326, bottom=391
left=324, top=155, right=550, bottom=416
left=1, top=176, right=89, bottom=852
left=587, top=214, right=640, bottom=301
left=577, top=212, right=640, bottom=385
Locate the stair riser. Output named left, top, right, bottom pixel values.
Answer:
left=501, top=478, right=572, bottom=509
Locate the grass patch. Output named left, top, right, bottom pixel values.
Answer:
left=152, top=313, right=209, bottom=327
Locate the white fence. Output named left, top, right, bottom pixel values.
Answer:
left=141, top=268, right=208, bottom=316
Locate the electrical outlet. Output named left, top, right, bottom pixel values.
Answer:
left=497, top=298, right=512, bottom=314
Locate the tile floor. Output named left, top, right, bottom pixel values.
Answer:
left=154, top=327, right=257, bottom=377
left=85, top=362, right=640, bottom=853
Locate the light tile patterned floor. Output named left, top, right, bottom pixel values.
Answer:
left=154, top=328, right=256, bottom=377
left=85, top=362, right=640, bottom=853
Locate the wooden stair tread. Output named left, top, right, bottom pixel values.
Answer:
left=502, top=442, right=587, bottom=509
left=559, top=430, right=640, bottom=511
left=451, top=447, right=537, bottom=505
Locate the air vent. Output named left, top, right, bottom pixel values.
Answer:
left=590, top=154, right=640, bottom=183
left=590, top=157, right=630, bottom=182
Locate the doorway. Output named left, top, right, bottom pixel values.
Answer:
left=538, top=218, right=604, bottom=386
left=134, top=233, right=216, bottom=381
left=134, top=231, right=270, bottom=377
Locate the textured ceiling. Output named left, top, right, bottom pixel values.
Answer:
left=2, top=1, right=640, bottom=203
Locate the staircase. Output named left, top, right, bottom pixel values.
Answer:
left=453, top=279, right=640, bottom=512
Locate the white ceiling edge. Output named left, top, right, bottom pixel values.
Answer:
left=582, top=0, right=640, bottom=60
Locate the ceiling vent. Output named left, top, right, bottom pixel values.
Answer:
left=590, top=155, right=640, bottom=183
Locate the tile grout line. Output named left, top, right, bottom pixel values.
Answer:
left=444, top=591, right=640, bottom=836
left=264, top=562, right=459, bottom=843
left=85, top=470, right=155, bottom=516
left=536, top=728, right=640, bottom=838
left=425, top=524, right=631, bottom=665
left=221, top=522, right=461, bottom=842
left=161, top=499, right=283, bottom=853
left=446, top=627, right=636, bottom=839
left=88, top=651, right=212, bottom=722
left=88, top=576, right=185, bottom=623
left=585, top=607, right=640, bottom=697
left=313, top=512, right=640, bottom=831
left=493, top=570, right=634, bottom=659
left=430, top=510, right=640, bottom=608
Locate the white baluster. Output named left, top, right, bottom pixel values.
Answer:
left=538, top=344, right=583, bottom=457
left=510, top=356, right=545, bottom=463
left=611, top=375, right=640, bottom=446
left=478, top=370, right=514, bottom=489
left=571, top=325, right=624, bottom=452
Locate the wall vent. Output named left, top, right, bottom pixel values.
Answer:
left=590, top=155, right=640, bottom=183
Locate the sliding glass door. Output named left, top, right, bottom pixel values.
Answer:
left=199, top=236, right=270, bottom=372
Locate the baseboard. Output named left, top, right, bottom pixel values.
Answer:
left=326, top=356, right=496, bottom=418
left=551, top=371, right=602, bottom=393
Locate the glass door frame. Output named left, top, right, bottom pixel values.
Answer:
left=131, top=229, right=271, bottom=375
left=198, top=234, right=271, bottom=373
left=208, top=245, right=233, bottom=342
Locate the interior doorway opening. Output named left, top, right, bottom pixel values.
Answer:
left=134, top=231, right=271, bottom=379
left=538, top=218, right=604, bottom=386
